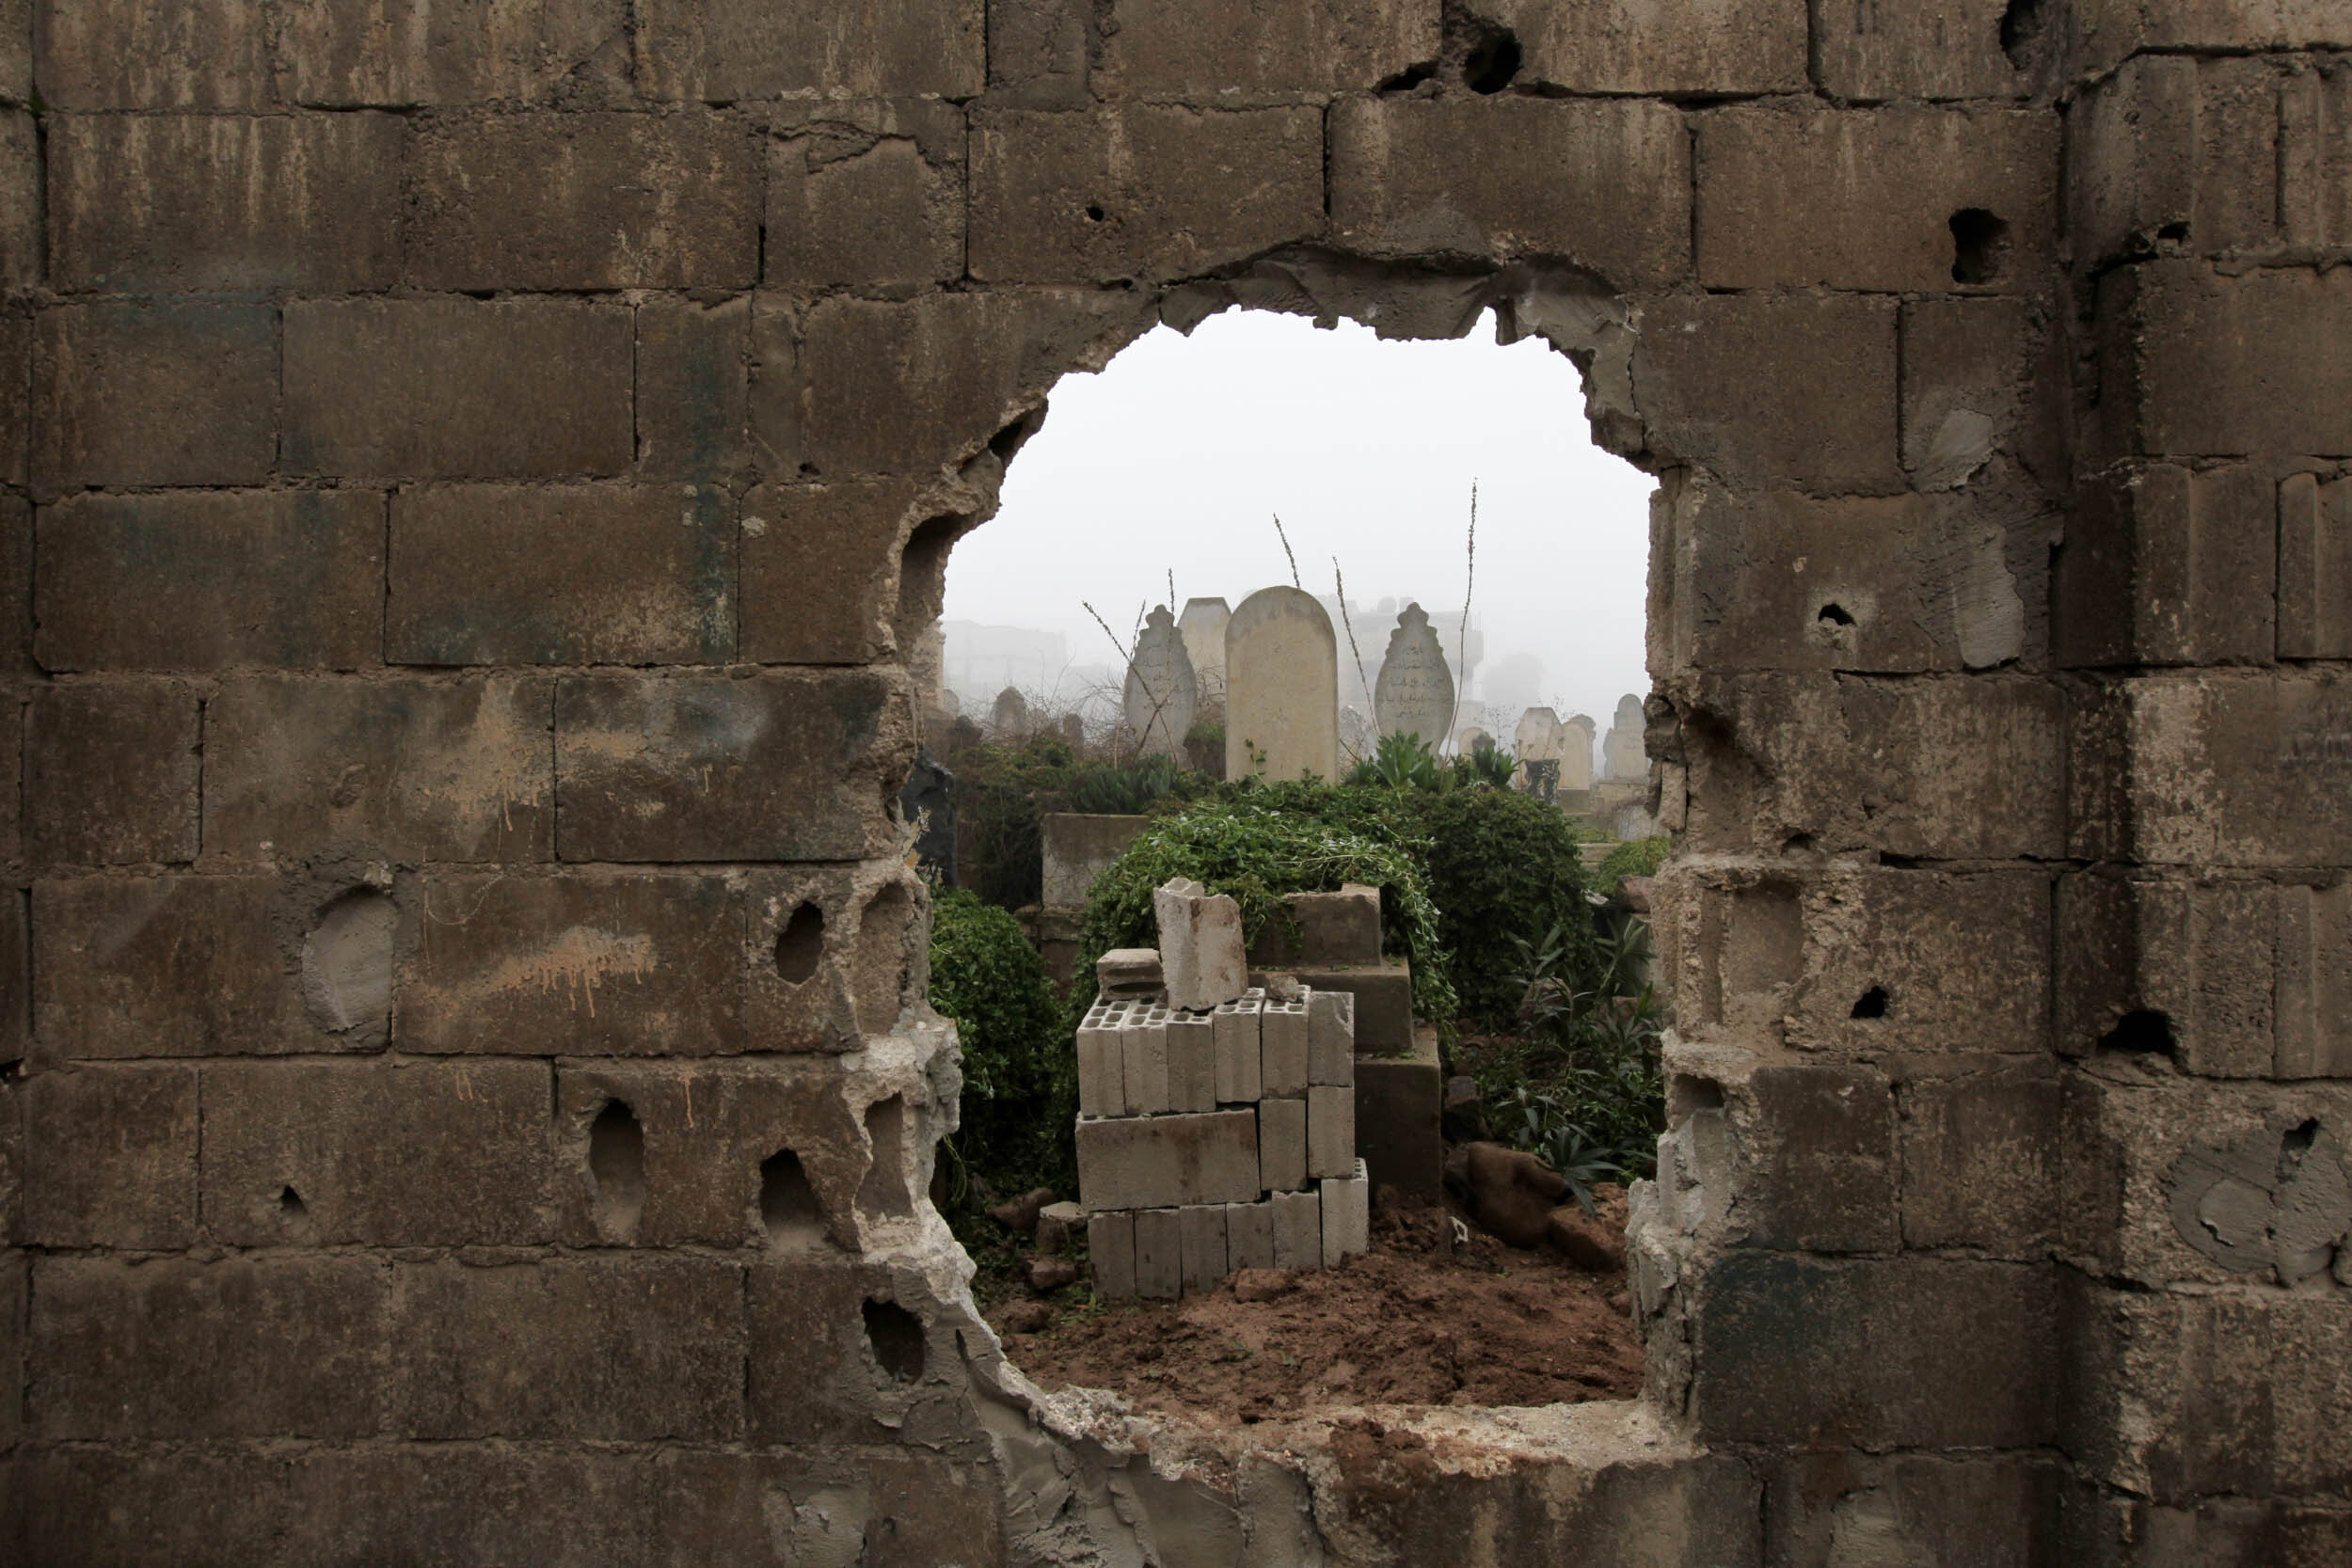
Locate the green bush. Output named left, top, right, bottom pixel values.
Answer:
left=954, top=736, right=1205, bottom=909
left=1597, top=833, right=1671, bottom=884
left=927, top=887, right=1074, bottom=1201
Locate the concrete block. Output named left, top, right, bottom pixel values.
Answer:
left=1179, top=1203, right=1228, bottom=1296
left=1357, top=1022, right=1443, bottom=1200
left=1259, top=960, right=1412, bottom=1051
left=1698, top=105, right=2055, bottom=292
left=1225, top=1200, right=1274, bottom=1272
left=1487, top=0, right=1803, bottom=94
left=201, top=1058, right=553, bottom=1246
left=739, top=479, right=919, bottom=666
left=2056, top=463, right=2276, bottom=668
left=1118, top=1002, right=1171, bottom=1115
left=2101, top=261, right=2352, bottom=459
left=744, top=1258, right=942, bottom=1444
left=2067, top=55, right=2199, bottom=269
left=2278, top=470, right=2352, bottom=661
left=1691, top=1254, right=2056, bottom=1449
left=739, top=865, right=919, bottom=1055
left=635, top=295, right=748, bottom=483
left=1167, top=1012, right=1216, bottom=1114
left=35, top=0, right=269, bottom=108
left=1902, top=294, right=2059, bottom=495
left=1076, top=1110, right=1260, bottom=1212
left=555, top=671, right=909, bottom=863
left=1730, top=1064, right=1899, bottom=1253
left=1307, top=1085, right=1357, bottom=1180
left=1089, top=1209, right=1136, bottom=1299
left=278, top=0, right=627, bottom=106
left=33, top=302, right=277, bottom=492
left=22, top=1065, right=198, bottom=1247
left=1762, top=1451, right=2060, bottom=1568
left=204, top=675, right=554, bottom=863
left=0, top=315, right=26, bottom=491
left=1154, top=877, right=1247, bottom=1012
left=1308, top=989, right=1356, bottom=1085
left=32, top=1255, right=389, bottom=1439
left=1809, top=0, right=2019, bottom=100
left=1097, top=0, right=1436, bottom=94
left=1320, top=1158, right=1370, bottom=1267
left=1259, top=1097, right=1307, bottom=1193
left=1248, top=883, right=1383, bottom=966
left=1076, top=997, right=1129, bottom=1117
left=407, top=110, right=758, bottom=291
left=1631, top=292, right=1901, bottom=495
left=1270, top=1188, right=1320, bottom=1269
left=1096, top=947, right=1163, bottom=997
left=970, top=105, right=1323, bottom=283
left=1213, top=990, right=1263, bottom=1103
left=390, top=1257, right=744, bottom=1440
left=26, top=681, right=200, bottom=865
left=767, top=101, right=963, bottom=288
left=783, top=289, right=1132, bottom=480
left=1260, top=990, right=1309, bottom=1095
left=1134, top=1208, right=1181, bottom=1299
left=637, top=0, right=984, bottom=101
left=284, top=298, right=633, bottom=481
left=388, top=483, right=735, bottom=666
left=37, top=489, right=385, bottom=673
left=48, top=110, right=402, bottom=292
left=1329, top=95, right=1691, bottom=289
left=1041, top=813, right=1150, bottom=908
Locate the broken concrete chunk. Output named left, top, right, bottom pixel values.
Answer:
left=1152, top=876, right=1248, bottom=1011
left=1308, top=988, right=1355, bottom=1085
left=1096, top=947, right=1164, bottom=997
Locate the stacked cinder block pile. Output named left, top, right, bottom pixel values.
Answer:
left=1075, top=879, right=1368, bottom=1298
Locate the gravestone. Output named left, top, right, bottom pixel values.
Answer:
left=1603, top=694, right=1645, bottom=781
left=1454, top=723, right=1492, bottom=757
left=1225, top=586, right=1339, bottom=783
left=1179, top=597, right=1230, bottom=693
left=1061, top=712, right=1086, bottom=748
left=991, top=687, right=1028, bottom=736
left=1373, top=603, right=1455, bottom=749
left=1561, top=713, right=1597, bottom=791
left=899, top=750, right=957, bottom=885
left=1515, top=707, right=1565, bottom=801
left=1122, top=605, right=1199, bottom=756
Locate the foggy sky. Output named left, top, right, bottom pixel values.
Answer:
left=940, top=309, right=1655, bottom=739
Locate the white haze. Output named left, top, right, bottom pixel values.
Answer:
left=942, top=308, right=1654, bottom=741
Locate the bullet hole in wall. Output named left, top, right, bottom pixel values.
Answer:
left=761, top=1148, right=825, bottom=1245
left=852, top=882, right=915, bottom=1033
left=857, top=1095, right=914, bottom=1219
left=2099, top=1009, right=2176, bottom=1058
left=1949, top=209, right=2008, bottom=285
left=863, top=1298, right=927, bottom=1383
left=589, top=1099, right=649, bottom=1240
left=1998, top=0, right=2048, bottom=68
left=1670, top=1075, right=1724, bottom=1123
left=1462, top=24, right=1521, bottom=93
left=1817, top=603, right=1854, bottom=626
left=775, top=902, right=825, bottom=985
left=1851, top=986, right=1889, bottom=1020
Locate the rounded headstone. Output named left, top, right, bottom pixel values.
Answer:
left=1455, top=724, right=1492, bottom=756
left=1122, top=605, right=1200, bottom=756
left=1178, top=597, right=1231, bottom=689
left=991, top=687, right=1029, bottom=736
left=1225, top=586, right=1339, bottom=784
left=1372, top=603, right=1456, bottom=749
left=1603, top=693, right=1645, bottom=781
left=1561, top=713, right=1597, bottom=791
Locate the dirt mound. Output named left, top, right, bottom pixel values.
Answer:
left=990, top=1196, right=1643, bottom=1426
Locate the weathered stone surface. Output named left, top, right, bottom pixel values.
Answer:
left=1270, top=1186, right=1319, bottom=1267
left=205, top=675, right=555, bottom=864
left=1077, top=1110, right=1260, bottom=1211
left=767, top=100, right=964, bottom=288
left=1808, top=0, right=2020, bottom=100
left=32, top=1255, right=389, bottom=1439
left=1357, top=1022, right=1441, bottom=1198
left=1123, top=606, right=1200, bottom=756
left=49, top=111, right=403, bottom=291
left=278, top=0, right=629, bottom=106
left=200, top=1059, right=554, bottom=1246
left=0, top=313, right=27, bottom=492
left=33, top=302, right=277, bottom=492
left=1154, top=878, right=1246, bottom=1012
left=554, top=671, right=908, bottom=863
left=1320, top=1158, right=1369, bottom=1264
left=970, top=105, right=1322, bottom=282
left=1487, top=0, right=1804, bottom=94
left=2101, top=261, right=2352, bottom=459
left=1726, top=1063, right=1898, bottom=1252
left=638, top=0, right=984, bottom=101
left=406, top=110, right=759, bottom=290
left=2279, top=470, right=2352, bottom=661
left=739, top=481, right=916, bottom=666
left=1699, top=106, right=2054, bottom=292
left=635, top=294, right=748, bottom=482
left=0, top=107, right=34, bottom=289
left=1692, top=1254, right=2056, bottom=1449
left=1178, top=1202, right=1227, bottom=1295
left=1041, top=813, right=1148, bottom=909
left=1763, top=1451, right=2060, bottom=1568
left=1098, top=0, right=1436, bottom=93
left=389, top=1256, right=745, bottom=1440
left=1900, top=1065, right=2058, bottom=1257
left=747, top=1259, right=950, bottom=1443
left=2061, top=0, right=2352, bottom=84
left=36, top=0, right=270, bottom=108
left=1373, top=603, right=1454, bottom=746
left=1330, top=95, right=1692, bottom=289
left=284, top=298, right=634, bottom=480
left=1902, top=295, right=2058, bottom=492
left=1307, top=1084, right=1357, bottom=1180
left=21, top=1065, right=199, bottom=1247
left=389, top=484, right=734, bottom=666
left=1633, top=293, right=1902, bottom=494
left=26, top=681, right=201, bottom=866
left=38, top=489, right=385, bottom=672
left=1225, top=586, right=1340, bottom=784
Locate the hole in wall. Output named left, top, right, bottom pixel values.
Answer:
left=2098, top=1009, right=2176, bottom=1057
left=862, top=1298, right=927, bottom=1382
left=856, top=1094, right=914, bottom=1219
left=1949, top=209, right=2008, bottom=285
left=1670, top=1074, right=1725, bottom=1122
left=1376, top=60, right=1438, bottom=91
left=276, top=1183, right=319, bottom=1243
left=2278, top=1118, right=2321, bottom=1180
left=774, top=901, right=825, bottom=985
left=1997, top=0, right=2048, bottom=68
left=588, top=1098, right=649, bottom=1241
left=2156, top=220, right=2189, bottom=243
left=1084, top=203, right=1106, bottom=222
left=1462, top=26, right=1522, bottom=93
left=761, top=1148, right=826, bottom=1244
left=1816, top=603, right=1854, bottom=626
left=1781, top=832, right=1815, bottom=855
left=1850, top=986, right=1890, bottom=1020
left=851, top=881, right=914, bottom=1033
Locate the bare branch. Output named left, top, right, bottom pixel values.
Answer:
left=1333, top=557, right=1373, bottom=751
left=1271, top=513, right=1301, bottom=589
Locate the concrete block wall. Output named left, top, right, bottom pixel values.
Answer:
left=2, top=0, right=2343, bottom=1560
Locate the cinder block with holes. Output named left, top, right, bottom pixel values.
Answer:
left=1212, top=989, right=1263, bottom=1103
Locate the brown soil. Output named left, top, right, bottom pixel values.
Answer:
left=989, top=1194, right=1644, bottom=1426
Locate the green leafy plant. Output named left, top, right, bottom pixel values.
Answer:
left=953, top=736, right=1204, bottom=908
left=1455, top=742, right=1518, bottom=789
left=928, top=887, right=1075, bottom=1207
left=1344, top=730, right=1444, bottom=791
left=1597, top=833, right=1671, bottom=884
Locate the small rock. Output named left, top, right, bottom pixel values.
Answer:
left=1462, top=1141, right=1568, bottom=1249
left=1263, top=974, right=1304, bottom=1002
left=1034, top=1199, right=1083, bottom=1256
left=990, top=1186, right=1057, bottom=1235
left=1608, top=1291, right=1632, bottom=1316
left=1025, top=1255, right=1081, bottom=1291
left=1543, top=1204, right=1626, bottom=1273
left=999, top=1299, right=1053, bottom=1334
left=1230, top=1268, right=1295, bottom=1303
